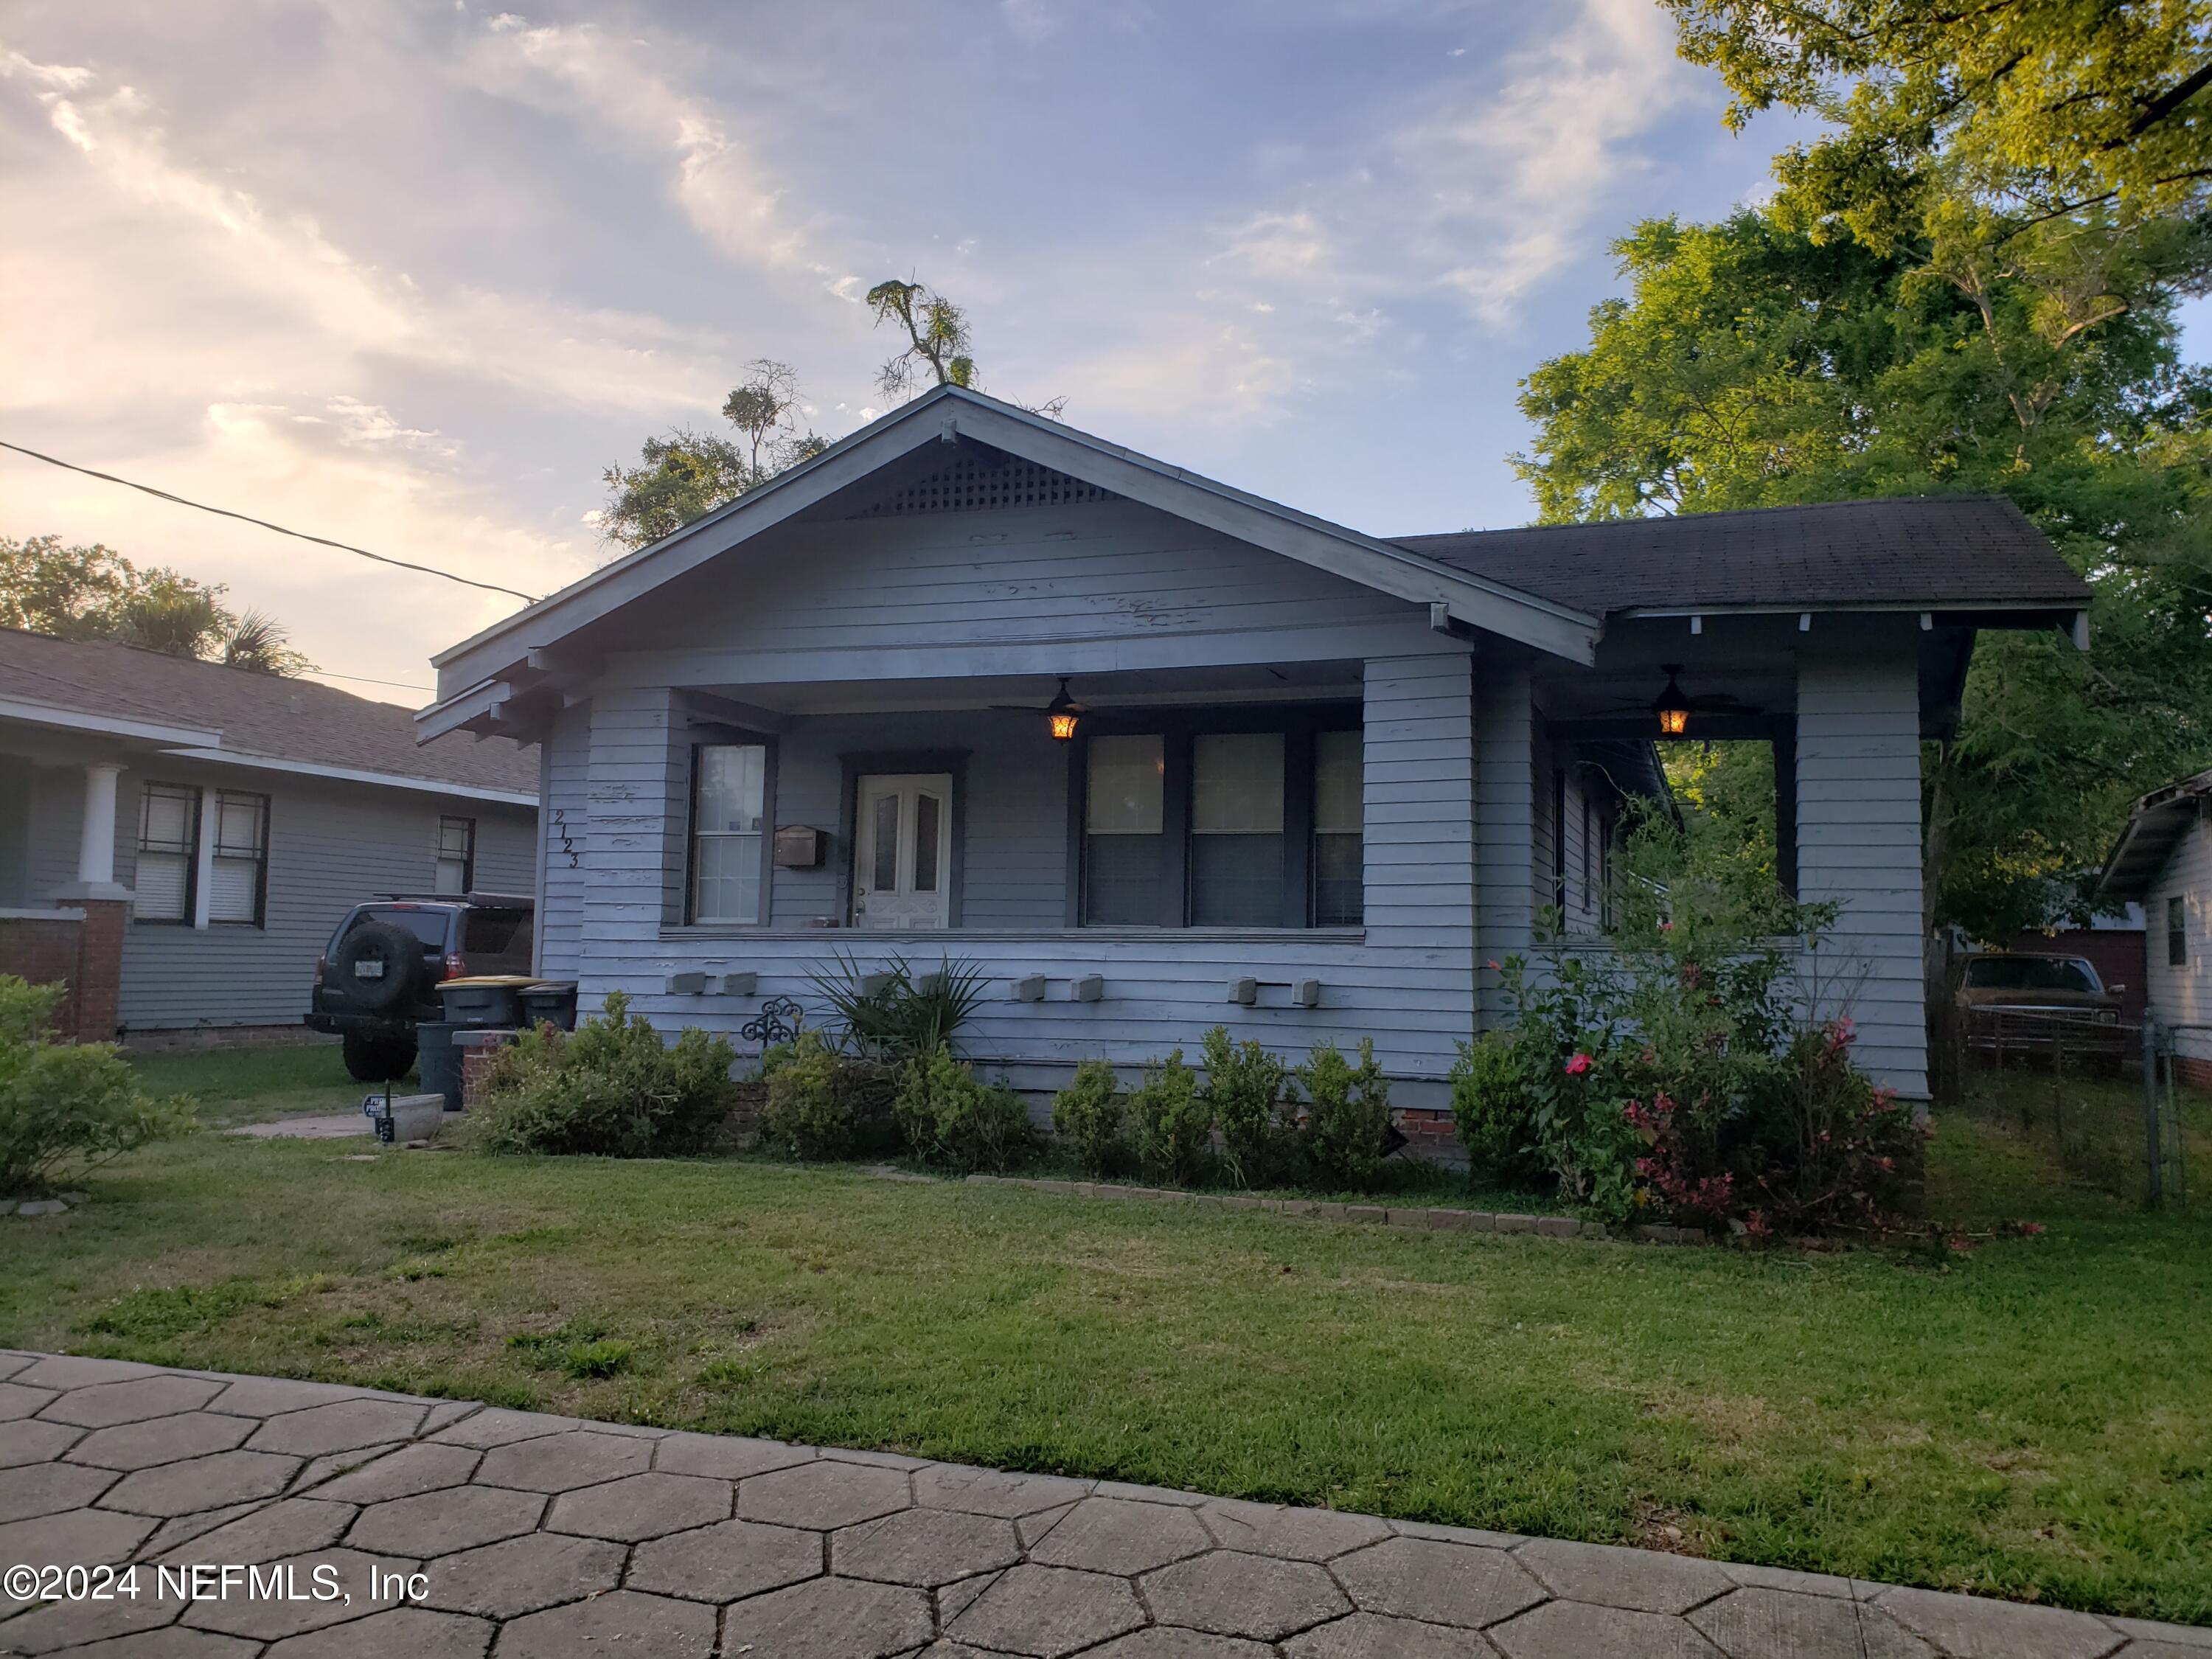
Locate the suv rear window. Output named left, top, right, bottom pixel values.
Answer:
left=462, top=908, right=533, bottom=970
left=1966, top=957, right=2100, bottom=994
left=344, top=906, right=453, bottom=950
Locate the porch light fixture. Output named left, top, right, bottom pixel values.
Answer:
left=1046, top=678, right=1081, bottom=741
left=1655, top=665, right=1692, bottom=737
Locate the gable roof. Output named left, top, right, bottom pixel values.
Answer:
left=1395, top=495, right=2089, bottom=616
left=2095, top=767, right=2212, bottom=904
left=0, top=629, right=537, bottom=803
left=425, top=386, right=1605, bottom=717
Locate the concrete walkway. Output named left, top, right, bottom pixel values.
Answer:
left=0, top=1354, right=2202, bottom=1658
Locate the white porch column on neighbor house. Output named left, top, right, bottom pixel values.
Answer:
left=1795, top=650, right=1928, bottom=1099
left=1475, top=662, right=1538, bottom=1029
left=75, top=762, right=123, bottom=888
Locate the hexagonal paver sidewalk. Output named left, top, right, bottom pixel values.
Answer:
left=0, top=1353, right=2203, bottom=1658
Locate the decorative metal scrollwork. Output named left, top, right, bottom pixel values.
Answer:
left=740, top=995, right=804, bottom=1047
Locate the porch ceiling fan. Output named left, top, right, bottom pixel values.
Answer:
left=1603, top=664, right=1750, bottom=736
left=991, top=676, right=1086, bottom=740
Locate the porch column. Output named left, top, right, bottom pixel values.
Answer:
left=1795, top=650, right=1927, bottom=1098
left=1475, top=663, right=1537, bottom=1029
left=580, top=689, right=687, bottom=1023
left=1362, top=653, right=1478, bottom=1074
left=76, top=762, right=122, bottom=888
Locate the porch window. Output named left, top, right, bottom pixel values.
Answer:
left=1084, top=734, right=1165, bottom=925
left=1077, top=716, right=1362, bottom=928
left=1191, top=734, right=1284, bottom=925
left=207, top=791, right=268, bottom=926
left=134, top=783, right=198, bottom=925
left=691, top=744, right=768, bottom=925
left=434, top=815, right=476, bottom=894
left=1312, top=730, right=1363, bottom=926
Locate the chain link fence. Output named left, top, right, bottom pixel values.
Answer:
left=1932, top=1002, right=2195, bottom=1208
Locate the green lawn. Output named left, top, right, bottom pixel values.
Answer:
left=1, top=1051, right=2205, bottom=1624
left=130, top=1041, right=375, bottom=1127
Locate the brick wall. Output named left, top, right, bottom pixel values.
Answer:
left=73, top=900, right=126, bottom=1043
left=0, top=914, right=86, bottom=1037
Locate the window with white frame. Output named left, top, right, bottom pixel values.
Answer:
left=434, top=815, right=476, bottom=894
left=207, top=792, right=268, bottom=925
left=690, top=744, right=768, bottom=924
left=134, top=784, right=198, bottom=925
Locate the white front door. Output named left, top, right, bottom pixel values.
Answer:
left=852, top=773, right=953, bottom=930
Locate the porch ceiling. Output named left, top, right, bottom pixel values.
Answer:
left=684, top=660, right=1366, bottom=716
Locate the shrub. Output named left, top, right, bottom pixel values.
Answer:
left=1051, top=1058, right=1125, bottom=1175
left=808, top=953, right=988, bottom=1062
left=1126, top=1048, right=1211, bottom=1186
left=465, top=991, right=738, bottom=1158
left=1298, top=1037, right=1393, bottom=1190
left=1447, top=1032, right=1538, bottom=1184
left=895, top=1045, right=1034, bottom=1172
left=0, top=975, right=193, bottom=1194
left=760, top=1029, right=854, bottom=1160
left=1200, top=1026, right=1293, bottom=1188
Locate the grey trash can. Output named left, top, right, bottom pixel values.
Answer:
left=417, top=1021, right=462, bottom=1110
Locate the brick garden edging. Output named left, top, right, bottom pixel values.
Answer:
left=940, top=1172, right=1712, bottom=1246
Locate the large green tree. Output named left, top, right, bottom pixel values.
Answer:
left=1518, top=209, right=2212, bottom=938
left=1518, top=1, right=2212, bottom=939
left=0, top=535, right=310, bottom=675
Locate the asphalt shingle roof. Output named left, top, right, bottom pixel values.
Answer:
left=1394, top=495, right=2090, bottom=617
left=0, top=629, right=537, bottom=796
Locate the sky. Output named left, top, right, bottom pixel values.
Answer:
left=1, top=0, right=1815, bottom=705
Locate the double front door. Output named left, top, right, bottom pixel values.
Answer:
left=852, top=773, right=951, bottom=930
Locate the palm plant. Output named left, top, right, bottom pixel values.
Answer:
left=806, top=951, right=990, bottom=1062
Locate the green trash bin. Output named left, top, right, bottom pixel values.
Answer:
left=417, top=1021, right=462, bottom=1110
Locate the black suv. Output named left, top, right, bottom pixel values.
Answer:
left=307, top=894, right=535, bottom=1080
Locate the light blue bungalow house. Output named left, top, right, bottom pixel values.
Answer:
left=419, top=386, right=2087, bottom=1114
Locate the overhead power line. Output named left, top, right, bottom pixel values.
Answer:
left=0, top=439, right=541, bottom=604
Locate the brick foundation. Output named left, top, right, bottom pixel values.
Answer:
left=2177, top=1054, right=2212, bottom=1094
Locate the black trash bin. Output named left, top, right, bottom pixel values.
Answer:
left=516, top=981, right=579, bottom=1032
left=437, top=975, right=538, bottom=1028
left=417, top=1020, right=463, bottom=1110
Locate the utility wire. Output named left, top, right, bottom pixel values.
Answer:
left=304, top=668, right=434, bottom=693
left=0, top=439, right=541, bottom=604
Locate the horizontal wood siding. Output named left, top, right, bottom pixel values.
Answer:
left=1796, top=653, right=1927, bottom=1096
left=644, top=501, right=1410, bottom=663
left=2146, top=817, right=2212, bottom=1067
left=53, top=761, right=540, bottom=1032
left=537, top=703, right=591, bottom=981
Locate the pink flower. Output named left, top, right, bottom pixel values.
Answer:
left=1485, top=959, right=1500, bottom=971
left=1659, top=921, right=1674, bottom=933
left=1565, top=1052, right=1592, bottom=1077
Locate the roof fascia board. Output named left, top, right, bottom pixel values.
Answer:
left=414, top=678, right=515, bottom=743
left=157, top=746, right=536, bottom=807
left=0, top=695, right=224, bottom=749
left=1620, top=601, right=2083, bottom=619
left=431, top=401, right=960, bottom=690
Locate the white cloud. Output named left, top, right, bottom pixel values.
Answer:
left=459, top=15, right=820, bottom=275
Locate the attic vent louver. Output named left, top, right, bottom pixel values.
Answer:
left=852, top=455, right=1119, bottom=518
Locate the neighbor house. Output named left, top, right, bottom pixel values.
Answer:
left=2096, top=770, right=2212, bottom=1088
left=0, top=629, right=537, bottom=1043
left=419, top=386, right=2088, bottom=1114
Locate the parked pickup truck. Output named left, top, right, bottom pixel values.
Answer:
left=307, top=894, right=535, bottom=1081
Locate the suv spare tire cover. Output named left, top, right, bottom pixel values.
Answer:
left=333, top=920, right=424, bottom=1014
